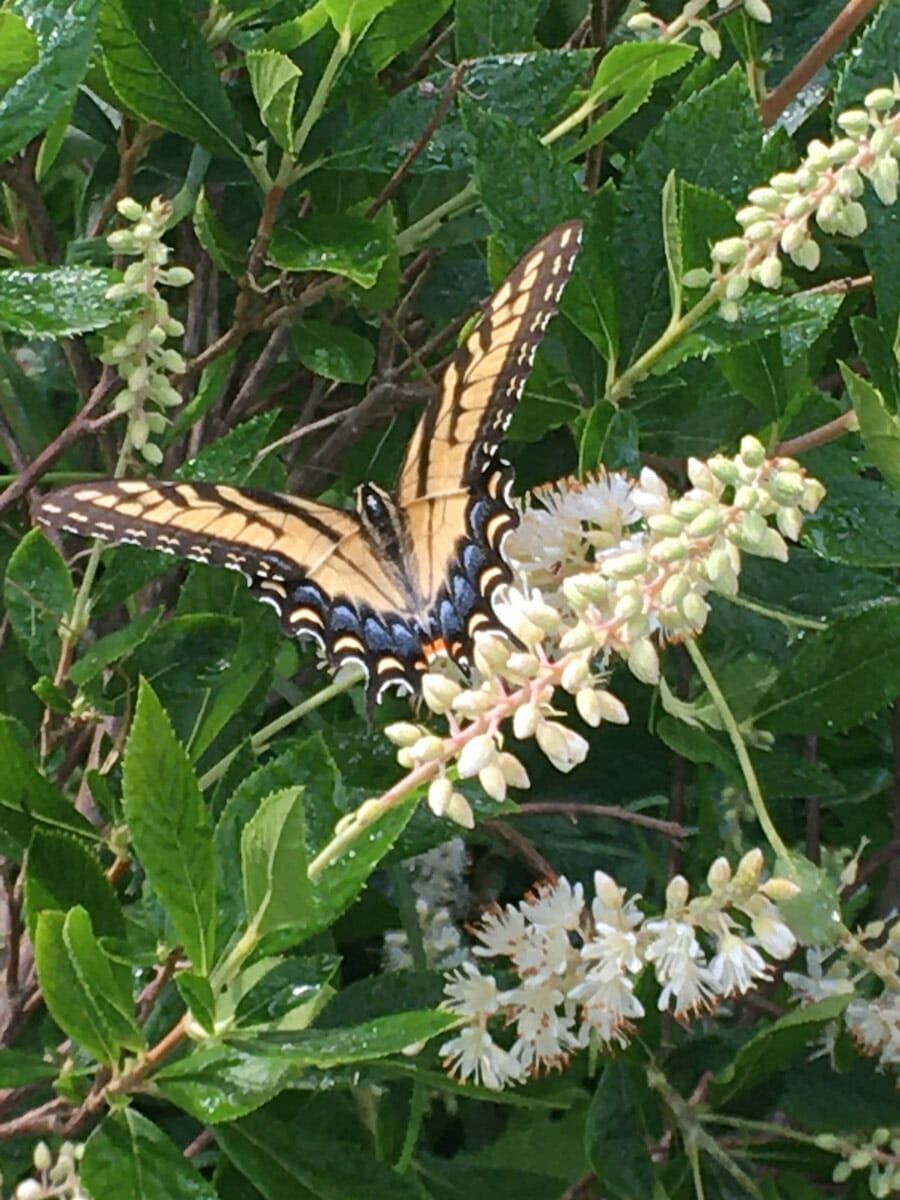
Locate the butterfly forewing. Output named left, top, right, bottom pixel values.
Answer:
left=35, top=221, right=583, bottom=707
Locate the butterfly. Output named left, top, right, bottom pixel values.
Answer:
left=35, top=221, right=583, bottom=711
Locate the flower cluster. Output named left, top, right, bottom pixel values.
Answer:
left=685, top=84, right=900, bottom=320
left=382, top=838, right=471, bottom=971
left=8, top=1141, right=87, bottom=1200
left=786, top=923, right=900, bottom=1079
left=628, top=0, right=771, bottom=60
left=103, top=196, right=193, bottom=465
left=385, top=438, right=824, bottom=829
left=815, top=1128, right=900, bottom=1198
left=438, top=850, right=797, bottom=1089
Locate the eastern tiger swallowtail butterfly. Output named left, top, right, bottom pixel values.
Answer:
left=35, top=221, right=583, bottom=710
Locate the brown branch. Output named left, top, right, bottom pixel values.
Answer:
left=804, top=273, right=872, bottom=295
left=0, top=142, right=58, bottom=262
left=479, top=819, right=558, bottom=882
left=0, top=367, right=118, bottom=517
left=226, top=325, right=292, bottom=425
left=367, top=62, right=469, bottom=219
left=510, top=801, right=688, bottom=841
left=773, top=410, right=855, bottom=458
left=760, top=0, right=881, bottom=128
left=88, top=121, right=160, bottom=239
left=295, top=378, right=433, bottom=492
left=389, top=21, right=454, bottom=91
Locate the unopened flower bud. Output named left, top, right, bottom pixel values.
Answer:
left=428, top=776, right=453, bottom=816
left=837, top=108, right=869, bottom=136
left=384, top=722, right=422, bottom=747
left=410, top=735, right=446, bottom=763
left=446, top=791, right=474, bottom=828
left=666, top=874, right=689, bottom=909
left=707, top=856, right=732, bottom=891
left=561, top=656, right=590, bottom=693
left=535, top=720, right=589, bottom=772
left=458, top=734, right=497, bottom=778
left=712, top=237, right=747, bottom=265
left=498, top=752, right=529, bottom=789
left=627, top=638, right=659, bottom=684
left=735, top=847, right=764, bottom=887
left=865, top=87, right=896, bottom=112
left=421, top=674, right=462, bottom=713
left=478, top=763, right=507, bottom=801
left=681, top=591, right=709, bottom=629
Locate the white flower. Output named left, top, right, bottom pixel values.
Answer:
left=784, top=948, right=853, bottom=1003
left=443, top=962, right=503, bottom=1017
left=520, top=878, right=585, bottom=930
left=708, top=933, right=770, bottom=995
left=472, top=904, right=528, bottom=957
left=440, top=1022, right=526, bottom=1089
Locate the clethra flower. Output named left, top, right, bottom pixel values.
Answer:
left=439, top=854, right=800, bottom=1087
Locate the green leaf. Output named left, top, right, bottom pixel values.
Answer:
left=617, top=67, right=761, bottom=363
left=710, top=995, right=851, bottom=1106
left=337, top=51, right=591, bottom=176
left=99, top=0, right=246, bottom=159
left=25, top=830, right=124, bottom=942
left=654, top=290, right=843, bottom=377
left=128, top=614, right=243, bottom=752
left=455, top=0, right=541, bottom=56
left=803, top=476, right=900, bottom=568
left=774, top=854, right=844, bottom=947
left=3, top=529, right=73, bottom=676
left=82, top=1109, right=219, bottom=1200
left=292, top=320, right=374, bottom=384
left=175, top=970, right=216, bottom=1035
left=364, top=0, right=451, bottom=72
left=122, top=680, right=216, bottom=975
left=246, top=48, right=300, bottom=152
left=0, top=1048, right=57, bottom=1087
left=192, top=189, right=248, bottom=279
left=154, top=1043, right=298, bottom=1123
left=0, top=11, right=38, bottom=89
left=0, top=267, right=131, bottom=336
left=565, top=41, right=695, bottom=157
left=0, top=715, right=95, bottom=855
left=0, top=0, right=100, bottom=161
left=34, top=907, right=142, bottom=1062
left=255, top=1009, right=458, bottom=1065
left=268, top=214, right=390, bottom=287
left=842, top=361, right=900, bottom=492
left=587, top=1062, right=656, bottom=1197
left=234, top=954, right=340, bottom=1026
left=757, top=601, right=900, bottom=735
left=242, top=787, right=314, bottom=938
left=217, top=1104, right=424, bottom=1199
left=324, top=0, right=397, bottom=36
left=462, top=101, right=584, bottom=249
left=68, top=607, right=161, bottom=687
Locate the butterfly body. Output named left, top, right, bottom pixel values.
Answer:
left=36, top=221, right=583, bottom=709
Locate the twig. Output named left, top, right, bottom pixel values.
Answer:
left=760, top=0, right=881, bottom=128
left=510, top=801, right=687, bottom=840
left=773, top=410, right=855, bottom=458
left=226, top=326, right=292, bottom=425
left=88, top=121, right=160, bottom=238
left=366, top=62, right=469, bottom=218
left=479, top=819, right=559, bottom=882
left=0, top=367, right=118, bottom=516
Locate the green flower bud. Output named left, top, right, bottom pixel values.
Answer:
left=770, top=172, right=797, bottom=193
left=712, top=237, right=747, bottom=264
left=687, top=508, right=724, bottom=538
left=725, top=273, right=749, bottom=301
left=836, top=108, right=870, bottom=136
left=682, top=267, right=712, bottom=289
left=141, top=441, right=164, bottom=466
left=755, top=255, right=782, bottom=289
left=647, top=513, right=684, bottom=536
left=828, top=137, right=857, bottom=164
left=116, top=196, right=144, bottom=221
left=865, top=87, right=896, bottom=112
left=791, top=238, right=821, bottom=270
left=739, top=435, right=766, bottom=467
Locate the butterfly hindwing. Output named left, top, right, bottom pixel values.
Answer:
left=396, top=220, right=583, bottom=657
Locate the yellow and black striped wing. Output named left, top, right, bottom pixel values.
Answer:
left=34, top=480, right=413, bottom=685
left=395, top=220, right=582, bottom=659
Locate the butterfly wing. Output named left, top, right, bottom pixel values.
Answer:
left=395, top=220, right=583, bottom=661
left=34, top=479, right=413, bottom=688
